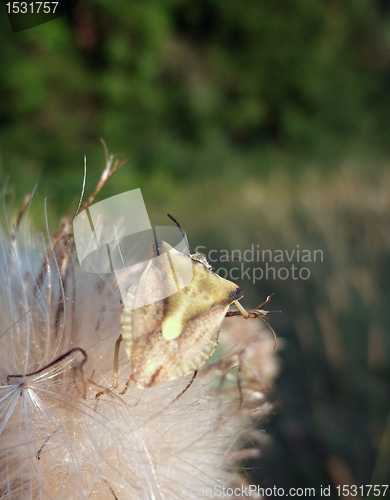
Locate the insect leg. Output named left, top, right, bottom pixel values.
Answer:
left=119, top=375, right=133, bottom=395
left=233, top=300, right=251, bottom=318
left=95, top=334, right=123, bottom=398
left=171, top=370, right=198, bottom=402
left=112, top=334, right=122, bottom=390
left=225, top=295, right=276, bottom=320
left=225, top=300, right=260, bottom=318
left=256, top=293, right=274, bottom=309
left=225, top=298, right=279, bottom=350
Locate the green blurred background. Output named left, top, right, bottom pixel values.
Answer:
left=1, top=0, right=390, bottom=497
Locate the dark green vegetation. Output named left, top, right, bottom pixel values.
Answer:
left=1, top=0, right=390, bottom=201
left=1, top=0, right=390, bottom=497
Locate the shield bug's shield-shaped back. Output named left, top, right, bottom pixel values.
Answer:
left=121, top=237, right=244, bottom=388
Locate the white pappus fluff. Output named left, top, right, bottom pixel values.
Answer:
left=0, top=180, right=278, bottom=499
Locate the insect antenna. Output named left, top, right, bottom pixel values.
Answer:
left=167, top=214, right=191, bottom=253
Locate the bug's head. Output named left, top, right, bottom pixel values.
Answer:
left=189, top=252, right=213, bottom=270
left=166, top=213, right=213, bottom=270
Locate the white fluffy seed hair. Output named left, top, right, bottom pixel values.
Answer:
left=0, top=178, right=278, bottom=499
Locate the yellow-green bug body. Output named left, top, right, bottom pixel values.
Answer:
left=121, top=243, right=243, bottom=388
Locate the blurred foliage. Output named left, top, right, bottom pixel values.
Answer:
left=194, top=167, right=390, bottom=495
left=1, top=0, right=390, bottom=212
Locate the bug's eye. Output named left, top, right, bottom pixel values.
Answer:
left=190, top=252, right=212, bottom=269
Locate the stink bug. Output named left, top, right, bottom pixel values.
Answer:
left=103, top=215, right=276, bottom=393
